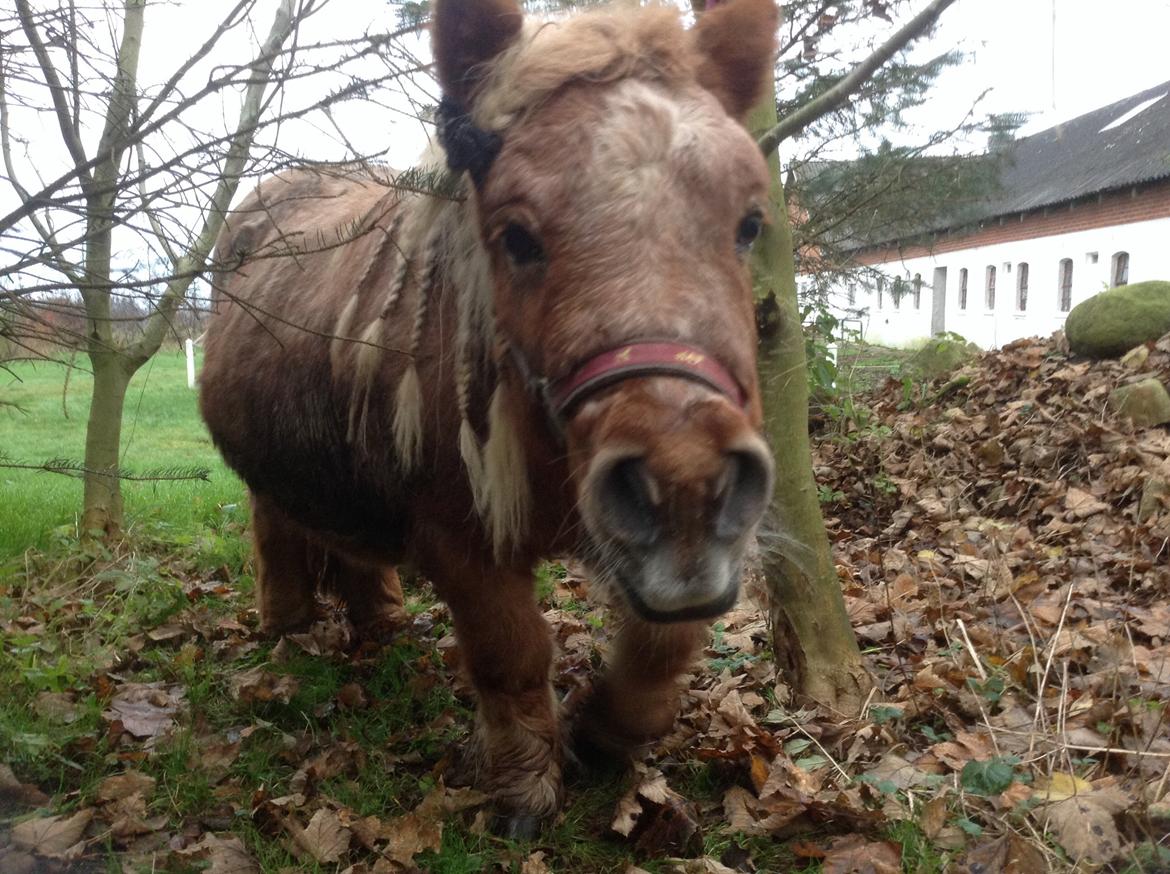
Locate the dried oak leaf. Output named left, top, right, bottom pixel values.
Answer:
left=103, top=681, right=186, bottom=739
left=1064, top=487, right=1109, bottom=520
left=721, top=785, right=806, bottom=836
left=34, top=691, right=81, bottom=725
left=667, top=860, right=738, bottom=874
left=176, top=833, right=260, bottom=874
left=821, top=834, right=901, bottom=874
left=1033, top=782, right=1130, bottom=866
left=11, top=808, right=94, bottom=858
left=337, top=682, right=369, bottom=710
left=230, top=666, right=299, bottom=705
left=612, top=765, right=701, bottom=857
left=382, top=811, right=442, bottom=867
left=95, top=770, right=156, bottom=804
left=918, top=795, right=948, bottom=839
left=0, top=763, right=50, bottom=808
left=521, top=850, right=553, bottom=874
left=959, top=834, right=1047, bottom=874
left=295, top=807, right=351, bottom=864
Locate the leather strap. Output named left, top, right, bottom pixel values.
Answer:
left=547, top=342, right=747, bottom=421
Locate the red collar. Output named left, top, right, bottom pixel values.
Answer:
left=547, top=342, right=747, bottom=421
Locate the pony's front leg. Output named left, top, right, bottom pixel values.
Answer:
left=425, top=548, right=561, bottom=835
left=575, top=609, right=708, bottom=761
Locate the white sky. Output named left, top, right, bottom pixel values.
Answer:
left=125, top=0, right=1170, bottom=167
left=921, top=0, right=1170, bottom=140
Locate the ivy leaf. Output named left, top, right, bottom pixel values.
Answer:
left=960, top=757, right=1017, bottom=796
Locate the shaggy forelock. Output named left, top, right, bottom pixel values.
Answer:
left=471, top=4, right=697, bottom=132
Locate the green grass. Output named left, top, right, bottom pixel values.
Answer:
left=834, top=341, right=914, bottom=396
left=0, top=350, right=246, bottom=559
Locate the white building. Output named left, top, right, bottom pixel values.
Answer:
left=805, top=81, right=1170, bottom=349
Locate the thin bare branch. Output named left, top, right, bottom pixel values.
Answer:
left=758, top=0, right=959, bottom=155
left=14, top=0, right=92, bottom=186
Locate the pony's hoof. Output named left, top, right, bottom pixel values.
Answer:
left=493, top=812, right=542, bottom=840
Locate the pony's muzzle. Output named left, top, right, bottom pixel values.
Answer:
left=592, top=444, right=772, bottom=548
left=584, top=436, right=773, bottom=622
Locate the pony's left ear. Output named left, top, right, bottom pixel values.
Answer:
left=691, top=0, right=780, bottom=120
left=432, top=0, right=524, bottom=106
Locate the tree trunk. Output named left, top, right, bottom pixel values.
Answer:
left=748, top=99, right=873, bottom=716
left=81, top=349, right=133, bottom=536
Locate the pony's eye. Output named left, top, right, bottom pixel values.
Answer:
left=736, top=211, right=764, bottom=252
left=501, top=223, right=545, bottom=266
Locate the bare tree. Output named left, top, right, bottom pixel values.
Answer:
left=0, top=0, right=427, bottom=534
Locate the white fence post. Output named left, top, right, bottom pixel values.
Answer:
left=185, top=338, right=196, bottom=389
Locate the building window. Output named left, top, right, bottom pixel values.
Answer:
left=959, top=268, right=968, bottom=310
left=985, top=265, right=996, bottom=310
left=892, top=277, right=904, bottom=309
left=877, top=277, right=884, bottom=309
left=1111, top=251, right=1129, bottom=287
left=847, top=283, right=856, bottom=306
left=1059, top=258, right=1073, bottom=312
left=1016, top=262, right=1029, bottom=312
left=913, top=274, right=922, bottom=309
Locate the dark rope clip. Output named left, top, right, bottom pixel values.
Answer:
left=436, top=96, right=502, bottom=189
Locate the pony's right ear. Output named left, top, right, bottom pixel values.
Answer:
left=691, top=0, right=779, bottom=120
left=432, top=0, right=524, bottom=105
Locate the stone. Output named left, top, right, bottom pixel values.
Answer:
left=901, top=335, right=980, bottom=381
left=1065, top=280, right=1170, bottom=359
left=1108, top=378, right=1170, bottom=427
left=1120, top=344, right=1150, bottom=370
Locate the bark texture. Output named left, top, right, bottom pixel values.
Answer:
left=748, top=97, right=872, bottom=716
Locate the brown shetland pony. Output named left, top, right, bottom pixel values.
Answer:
left=200, top=0, right=778, bottom=834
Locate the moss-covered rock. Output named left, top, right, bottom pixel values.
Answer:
left=1109, top=378, right=1170, bottom=427
left=1065, top=280, right=1170, bottom=359
left=900, top=335, right=980, bottom=381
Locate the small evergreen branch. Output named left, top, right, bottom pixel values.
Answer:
left=0, top=453, right=211, bottom=482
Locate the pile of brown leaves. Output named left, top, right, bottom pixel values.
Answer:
left=610, top=333, right=1170, bottom=870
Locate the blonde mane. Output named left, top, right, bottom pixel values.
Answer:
left=472, top=5, right=697, bottom=132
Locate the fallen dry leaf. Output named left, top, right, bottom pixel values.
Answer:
left=11, top=808, right=94, bottom=858
left=95, top=770, right=156, bottom=804
left=960, top=833, right=1048, bottom=874
left=918, top=795, right=947, bottom=839
left=1037, top=792, right=1126, bottom=865
left=337, top=682, right=368, bottom=709
left=822, top=834, right=901, bottom=874
left=295, top=807, right=351, bottom=864
left=0, top=763, right=50, bottom=808
left=521, top=850, right=552, bottom=874
left=1034, top=771, right=1092, bottom=802
left=611, top=765, right=701, bottom=857
left=33, top=691, right=81, bottom=725
left=667, top=860, right=738, bottom=874
left=229, top=666, right=299, bottom=705
left=1064, top=487, right=1109, bottom=519
left=103, top=682, right=185, bottom=739
left=612, top=767, right=672, bottom=837
left=176, top=833, right=260, bottom=874
left=382, top=811, right=442, bottom=867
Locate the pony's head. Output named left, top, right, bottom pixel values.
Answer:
left=434, top=0, right=777, bottom=621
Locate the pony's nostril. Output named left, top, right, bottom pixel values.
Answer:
left=715, top=448, right=773, bottom=540
left=596, top=457, right=660, bottom=546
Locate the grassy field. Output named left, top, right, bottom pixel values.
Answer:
left=0, top=351, right=246, bottom=559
